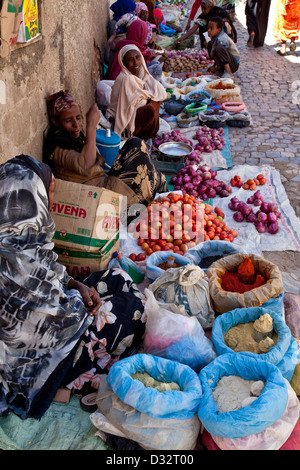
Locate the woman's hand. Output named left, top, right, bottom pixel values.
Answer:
left=68, top=278, right=101, bottom=315
left=86, top=103, right=101, bottom=129
left=85, top=103, right=101, bottom=169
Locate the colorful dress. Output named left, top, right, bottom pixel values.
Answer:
left=274, top=0, right=300, bottom=41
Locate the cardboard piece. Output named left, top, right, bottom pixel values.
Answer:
left=0, top=0, right=24, bottom=58
left=17, top=0, right=39, bottom=43
left=51, top=179, right=125, bottom=278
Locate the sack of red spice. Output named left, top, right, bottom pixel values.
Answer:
left=206, top=253, right=284, bottom=314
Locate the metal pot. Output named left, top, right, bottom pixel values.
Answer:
left=158, top=142, right=193, bottom=163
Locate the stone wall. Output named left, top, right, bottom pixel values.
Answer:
left=0, top=0, right=110, bottom=164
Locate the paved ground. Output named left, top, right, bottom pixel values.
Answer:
left=225, top=2, right=300, bottom=290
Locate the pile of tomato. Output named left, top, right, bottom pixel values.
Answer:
left=230, top=173, right=266, bottom=190
left=128, top=193, right=237, bottom=256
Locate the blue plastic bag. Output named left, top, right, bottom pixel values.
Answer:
left=106, top=354, right=202, bottom=420
left=212, top=306, right=299, bottom=381
left=186, top=240, right=246, bottom=270
left=146, top=250, right=191, bottom=282
left=160, top=23, right=176, bottom=36
left=198, top=353, right=288, bottom=438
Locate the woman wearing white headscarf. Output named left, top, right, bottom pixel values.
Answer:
left=106, top=44, right=167, bottom=139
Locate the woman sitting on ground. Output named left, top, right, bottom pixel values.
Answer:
left=105, top=18, right=162, bottom=81
left=0, top=155, right=146, bottom=419
left=177, top=0, right=237, bottom=49
left=106, top=45, right=167, bottom=141
left=43, top=90, right=167, bottom=206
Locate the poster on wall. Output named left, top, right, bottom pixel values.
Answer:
left=0, top=0, right=24, bottom=58
left=17, top=0, right=39, bottom=43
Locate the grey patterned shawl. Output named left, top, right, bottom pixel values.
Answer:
left=0, top=156, right=92, bottom=418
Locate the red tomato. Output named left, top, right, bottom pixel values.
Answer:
left=137, top=238, right=145, bottom=246
left=136, top=253, right=146, bottom=261
left=129, top=253, right=136, bottom=261
left=145, top=248, right=153, bottom=256
left=141, top=242, right=149, bottom=251
left=152, top=244, right=161, bottom=252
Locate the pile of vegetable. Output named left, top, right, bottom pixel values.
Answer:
left=230, top=173, right=266, bottom=190
left=163, top=50, right=212, bottom=72
left=152, top=129, right=193, bottom=152
left=128, top=193, right=238, bottom=256
left=228, top=191, right=281, bottom=234
left=153, top=126, right=225, bottom=157
left=193, top=125, right=225, bottom=153
left=170, top=164, right=232, bottom=200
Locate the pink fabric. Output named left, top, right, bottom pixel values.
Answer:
left=105, top=19, right=152, bottom=80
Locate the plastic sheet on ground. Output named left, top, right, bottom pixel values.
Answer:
left=213, top=164, right=300, bottom=252
left=0, top=395, right=108, bottom=450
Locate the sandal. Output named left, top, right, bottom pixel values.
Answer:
left=277, top=49, right=286, bottom=56
left=247, top=33, right=255, bottom=47
left=290, top=42, right=296, bottom=51
left=80, top=392, right=98, bottom=412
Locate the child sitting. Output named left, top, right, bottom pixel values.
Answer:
left=206, top=16, right=240, bottom=77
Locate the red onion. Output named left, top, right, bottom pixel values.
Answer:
left=267, top=212, right=277, bottom=223
left=206, top=188, right=217, bottom=198
left=267, top=222, right=279, bottom=234
left=260, top=201, right=269, bottom=213
left=182, top=175, right=191, bottom=184
left=233, top=211, right=244, bottom=222
left=268, top=202, right=279, bottom=213
left=202, top=171, right=211, bottom=180
left=253, top=190, right=263, bottom=200
left=240, top=204, right=252, bottom=216
left=253, top=198, right=262, bottom=207
left=257, top=211, right=268, bottom=222
left=255, top=222, right=267, bottom=233
left=246, top=213, right=257, bottom=223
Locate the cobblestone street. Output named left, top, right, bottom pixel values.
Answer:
left=226, top=3, right=300, bottom=290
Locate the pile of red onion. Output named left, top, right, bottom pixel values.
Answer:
left=228, top=190, right=281, bottom=234
left=170, top=164, right=232, bottom=200
left=193, top=126, right=225, bottom=153
left=152, top=129, right=193, bottom=152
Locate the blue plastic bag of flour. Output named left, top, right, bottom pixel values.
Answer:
left=106, top=354, right=202, bottom=420
left=212, top=306, right=299, bottom=381
left=198, top=353, right=288, bottom=438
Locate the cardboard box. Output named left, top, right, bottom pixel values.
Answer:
left=51, top=179, right=125, bottom=277
left=17, top=0, right=40, bottom=43
left=0, top=0, right=24, bottom=58
left=54, top=231, right=120, bottom=279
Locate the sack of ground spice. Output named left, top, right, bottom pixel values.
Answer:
left=202, top=379, right=300, bottom=450
left=212, top=306, right=299, bottom=381
left=206, top=253, right=284, bottom=314
left=95, top=354, right=202, bottom=450
left=198, top=353, right=289, bottom=439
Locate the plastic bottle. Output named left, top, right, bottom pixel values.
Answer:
left=111, top=252, right=145, bottom=284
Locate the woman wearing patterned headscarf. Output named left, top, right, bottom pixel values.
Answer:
left=0, top=155, right=147, bottom=419
left=43, top=90, right=167, bottom=206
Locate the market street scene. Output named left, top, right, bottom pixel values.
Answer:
left=0, top=0, right=299, bottom=452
